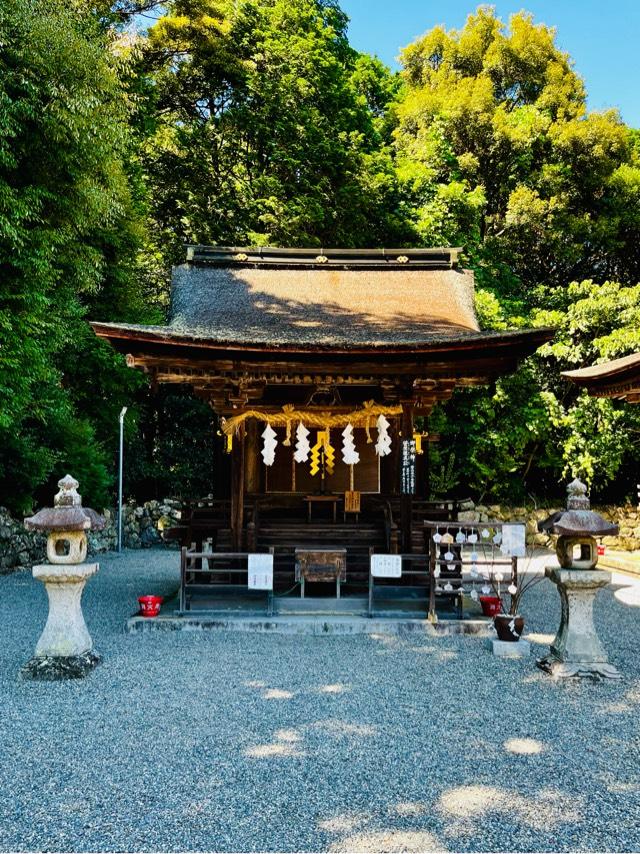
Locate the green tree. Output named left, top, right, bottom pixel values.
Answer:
left=395, top=8, right=640, bottom=303
left=0, top=0, right=145, bottom=512
left=431, top=279, right=640, bottom=503
left=138, top=0, right=407, bottom=265
left=398, top=8, right=640, bottom=501
left=533, top=279, right=640, bottom=491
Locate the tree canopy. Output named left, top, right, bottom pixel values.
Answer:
left=0, top=0, right=148, bottom=511
left=394, top=8, right=640, bottom=500
left=2, top=1, right=639, bottom=511
left=395, top=8, right=640, bottom=302
left=139, top=0, right=407, bottom=257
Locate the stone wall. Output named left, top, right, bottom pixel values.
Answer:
left=0, top=499, right=182, bottom=574
left=457, top=501, right=640, bottom=551
left=118, top=499, right=182, bottom=550
left=2, top=496, right=639, bottom=573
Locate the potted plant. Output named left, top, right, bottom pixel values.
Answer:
left=489, top=570, right=543, bottom=642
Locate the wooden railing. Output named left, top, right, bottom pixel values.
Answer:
left=367, top=552, right=459, bottom=618
left=179, top=546, right=275, bottom=615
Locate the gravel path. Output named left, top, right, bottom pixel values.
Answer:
left=1, top=548, right=639, bottom=853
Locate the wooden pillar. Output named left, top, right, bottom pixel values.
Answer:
left=231, top=425, right=245, bottom=551
left=244, top=419, right=260, bottom=552
left=210, top=410, right=229, bottom=500
left=244, top=419, right=260, bottom=494
left=400, top=401, right=414, bottom=553
left=422, top=423, right=431, bottom=500
left=388, top=418, right=400, bottom=495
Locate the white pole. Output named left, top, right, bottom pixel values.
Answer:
left=118, top=407, right=127, bottom=552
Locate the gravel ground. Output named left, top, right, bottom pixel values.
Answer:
left=1, top=548, right=639, bottom=853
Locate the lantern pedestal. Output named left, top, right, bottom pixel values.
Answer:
left=22, top=563, right=100, bottom=681
left=537, top=567, right=620, bottom=679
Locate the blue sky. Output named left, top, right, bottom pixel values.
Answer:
left=341, top=0, right=640, bottom=127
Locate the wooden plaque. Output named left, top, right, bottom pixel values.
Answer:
left=344, top=490, right=361, bottom=513
left=295, top=548, right=347, bottom=582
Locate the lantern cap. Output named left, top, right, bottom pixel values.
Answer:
left=24, top=475, right=106, bottom=533
left=538, top=479, right=618, bottom=537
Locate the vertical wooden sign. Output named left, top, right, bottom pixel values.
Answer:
left=401, top=439, right=416, bottom=495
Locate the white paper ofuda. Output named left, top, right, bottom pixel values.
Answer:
left=371, top=554, right=402, bottom=579
left=248, top=554, right=274, bottom=590
left=500, top=524, right=526, bottom=557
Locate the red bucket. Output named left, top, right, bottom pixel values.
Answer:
left=479, top=595, right=503, bottom=617
left=597, top=544, right=606, bottom=556
left=138, top=595, right=164, bottom=617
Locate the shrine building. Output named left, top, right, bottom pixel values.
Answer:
left=563, top=352, right=640, bottom=403
left=92, top=246, right=553, bottom=599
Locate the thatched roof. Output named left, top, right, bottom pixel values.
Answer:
left=91, top=246, right=554, bottom=358
left=167, top=264, right=479, bottom=347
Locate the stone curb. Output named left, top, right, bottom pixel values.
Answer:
left=600, top=551, right=640, bottom=577
left=126, top=614, right=494, bottom=637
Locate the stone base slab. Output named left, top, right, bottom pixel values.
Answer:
left=21, top=651, right=101, bottom=681
left=127, top=613, right=493, bottom=637
left=537, top=654, right=621, bottom=680
left=490, top=639, right=530, bottom=658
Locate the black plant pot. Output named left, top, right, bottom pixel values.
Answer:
left=494, top=614, right=525, bottom=642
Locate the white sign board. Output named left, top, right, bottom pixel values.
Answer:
left=248, top=554, right=274, bottom=590
left=371, top=554, right=402, bottom=579
left=500, top=524, right=526, bottom=558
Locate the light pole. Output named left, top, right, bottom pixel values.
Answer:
left=118, top=407, right=127, bottom=552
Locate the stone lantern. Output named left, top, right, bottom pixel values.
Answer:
left=22, top=475, right=105, bottom=680
left=537, top=478, right=620, bottom=679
